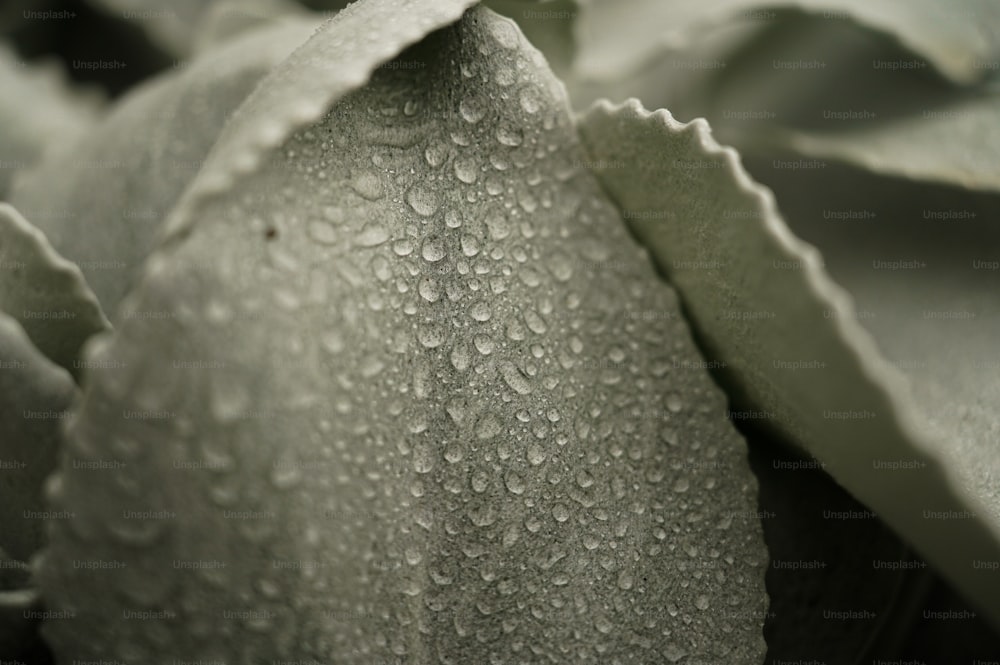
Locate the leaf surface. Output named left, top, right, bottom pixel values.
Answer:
left=577, top=99, right=1000, bottom=628
left=39, top=6, right=768, bottom=663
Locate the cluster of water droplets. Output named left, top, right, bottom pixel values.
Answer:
left=41, top=8, right=767, bottom=664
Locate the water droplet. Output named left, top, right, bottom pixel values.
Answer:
left=445, top=209, right=463, bottom=228
left=356, top=223, right=389, bottom=247
left=471, top=470, right=490, bottom=493
left=666, top=393, right=683, bottom=413
left=523, top=310, right=548, bottom=335
left=469, top=301, right=492, bottom=322
left=450, top=344, right=470, bottom=371
left=270, top=458, right=302, bottom=489
left=454, top=156, right=478, bottom=184
left=552, top=503, right=570, bottom=522
left=459, top=97, right=487, bottom=123
left=444, top=445, right=464, bottom=464
left=476, top=414, right=501, bottom=440
left=413, top=443, right=435, bottom=474
left=418, top=277, right=440, bottom=302
left=460, top=234, right=480, bottom=257
left=406, top=186, right=439, bottom=217
left=473, top=334, right=495, bottom=355
left=595, top=615, right=613, bottom=634
left=673, top=478, right=690, bottom=493
left=527, top=443, right=546, bottom=465
left=485, top=208, right=509, bottom=240
left=392, top=238, right=414, bottom=256
left=496, top=124, right=523, bottom=147
left=695, top=595, right=710, bottom=610
left=617, top=572, right=634, bottom=590
left=519, top=88, right=541, bottom=114
left=499, top=361, right=532, bottom=395
left=485, top=176, right=505, bottom=197
left=421, top=237, right=446, bottom=262
left=504, top=472, right=525, bottom=495
left=351, top=171, right=384, bottom=200
left=417, top=324, right=446, bottom=349
left=425, top=142, right=449, bottom=167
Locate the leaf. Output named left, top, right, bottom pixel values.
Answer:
left=567, top=19, right=765, bottom=117
left=483, top=0, right=578, bottom=79
left=0, top=311, right=76, bottom=563
left=83, top=0, right=217, bottom=55
left=9, top=17, right=321, bottom=315
left=38, top=6, right=768, bottom=663
left=0, top=203, right=109, bottom=378
left=576, top=99, right=1000, bottom=629
left=0, top=45, right=101, bottom=198
left=157, top=0, right=481, bottom=241
left=574, top=0, right=1000, bottom=85
left=694, top=12, right=1000, bottom=192
left=192, top=0, right=311, bottom=53
left=742, top=155, right=1000, bottom=601
left=730, top=86, right=1000, bottom=193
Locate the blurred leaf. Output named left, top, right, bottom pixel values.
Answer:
left=38, top=6, right=768, bottom=662
left=83, top=0, right=215, bottom=55
left=730, top=86, right=1000, bottom=192
left=9, top=18, right=321, bottom=316
left=0, top=203, right=109, bottom=378
left=574, top=0, right=1000, bottom=85
left=697, top=13, right=1000, bottom=192
left=0, top=586, right=45, bottom=661
left=192, top=0, right=311, bottom=52
left=0, top=45, right=101, bottom=198
left=742, top=155, right=1000, bottom=614
left=0, top=311, right=76, bottom=563
left=577, top=99, right=1000, bottom=630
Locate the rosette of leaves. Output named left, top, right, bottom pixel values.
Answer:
left=1, top=0, right=999, bottom=662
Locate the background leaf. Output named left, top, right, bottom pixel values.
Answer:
left=0, top=203, right=109, bottom=377
left=0, top=45, right=100, bottom=198
left=574, top=0, right=1000, bottom=85
left=577, top=99, right=1000, bottom=629
left=0, top=311, right=76, bottom=564
left=8, top=18, right=321, bottom=316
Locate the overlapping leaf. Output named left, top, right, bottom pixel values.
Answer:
left=574, top=0, right=1000, bottom=85
left=577, top=99, right=1000, bottom=628
left=9, top=17, right=321, bottom=314
left=0, top=46, right=100, bottom=198
left=0, top=203, right=109, bottom=377
left=38, top=5, right=767, bottom=663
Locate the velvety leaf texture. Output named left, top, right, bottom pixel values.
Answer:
left=38, top=7, right=768, bottom=663
left=8, top=19, right=321, bottom=317
left=577, top=99, right=1000, bottom=628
